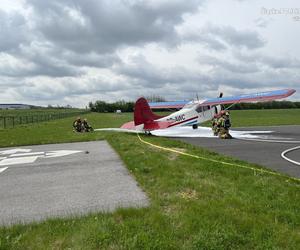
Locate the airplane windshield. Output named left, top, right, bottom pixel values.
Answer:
left=196, top=105, right=211, bottom=113
left=182, top=102, right=198, bottom=109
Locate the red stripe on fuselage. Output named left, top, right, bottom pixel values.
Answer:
left=168, top=116, right=198, bottom=127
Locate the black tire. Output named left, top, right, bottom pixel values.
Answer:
left=192, top=124, right=198, bottom=129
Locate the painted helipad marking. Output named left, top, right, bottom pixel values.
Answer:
left=0, top=149, right=32, bottom=155
left=0, top=148, right=82, bottom=167
left=0, top=167, right=8, bottom=173
left=0, top=141, right=149, bottom=225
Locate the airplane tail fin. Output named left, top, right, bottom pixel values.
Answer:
left=134, top=97, right=163, bottom=126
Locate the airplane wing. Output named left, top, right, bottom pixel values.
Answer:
left=201, top=89, right=296, bottom=106
left=149, top=100, right=189, bottom=109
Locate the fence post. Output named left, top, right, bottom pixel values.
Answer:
left=4, top=117, right=6, bottom=129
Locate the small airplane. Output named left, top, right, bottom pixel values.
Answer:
left=121, top=89, right=296, bottom=132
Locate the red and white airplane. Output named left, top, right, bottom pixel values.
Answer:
left=121, top=89, right=296, bottom=132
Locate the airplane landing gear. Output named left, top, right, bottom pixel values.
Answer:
left=192, top=124, right=198, bottom=129
left=145, top=131, right=152, bottom=135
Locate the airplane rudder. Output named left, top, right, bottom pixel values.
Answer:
left=134, top=97, right=151, bottom=125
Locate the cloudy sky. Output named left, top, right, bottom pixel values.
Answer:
left=0, top=0, right=299, bottom=107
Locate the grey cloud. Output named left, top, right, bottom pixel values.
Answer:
left=114, top=53, right=299, bottom=101
left=10, top=43, right=119, bottom=77
left=204, top=24, right=266, bottom=50
left=181, top=33, right=227, bottom=51
left=0, top=10, right=29, bottom=52
left=115, top=55, right=209, bottom=88
left=198, top=55, right=259, bottom=74
left=114, top=55, right=221, bottom=100
left=254, top=18, right=270, bottom=28
left=26, top=0, right=203, bottom=53
left=3, top=0, right=202, bottom=79
left=234, top=52, right=300, bottom=69
left=195, top=51, right=300, bottom=92
left=16, top=73, right=135, bottom=102
left=0, top=0, right=299, bottom=106
left=0, top=76, right=26, bottom=91
left=180, top=23, right=265, bottom=51
left=0, top=49, right=82, bottom=78
left=0, top=0, right=202, bottom=79
left=63, top=51, right=120, bottom=68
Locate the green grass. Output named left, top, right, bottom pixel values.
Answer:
left=200, top=109, right=300, bottom=127
left=0, top=110, right=300, bottom=249
left=0, top=108, right=90, bottom=130
left=230, top=109, right=300, bottom=127
left=0, top=108, right=85, bottom=116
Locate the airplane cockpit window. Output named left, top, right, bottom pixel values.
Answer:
left=196, top=105, right=210, bottom=113
left=196, top=105, right=202, bottom=113
left=202, top=105, right=210, bottom=111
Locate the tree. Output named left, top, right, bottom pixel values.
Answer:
left=145, top=95, right=166, bottom=102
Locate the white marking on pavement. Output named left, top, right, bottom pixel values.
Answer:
left=237, top=138, right=300, bottom=144
left=10, top=152, right=44, bottom=157
left=281, top=146, right=300, bottom=166
left=0, top=149, right=83, bottom=167
left=45, top=150, right=82, bottom=158
left=0, top=156, right=40, bottom=166
left=0, top=149, right=32, bottom=155
left=0, top=167, right=8, bottom=173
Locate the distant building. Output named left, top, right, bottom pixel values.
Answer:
left=0, top=104, right=31, bottom=110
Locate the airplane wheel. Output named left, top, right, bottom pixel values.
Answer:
left=145, top=131, right=152, bottom=135
left=192, top=124, right=198, bottom=129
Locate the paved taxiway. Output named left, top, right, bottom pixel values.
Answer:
left=0, top=141, right=148, bottom=225
left=176, top=125, right=300, bottom=178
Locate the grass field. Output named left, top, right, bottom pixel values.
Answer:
left=0, top=108, right=86, bottom=116
left=0, top=108, right=89, bottom=130
left=0, top=109, right=300, bottom=249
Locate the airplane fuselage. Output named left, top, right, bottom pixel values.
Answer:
left=156, top=102, right=222, bottom=128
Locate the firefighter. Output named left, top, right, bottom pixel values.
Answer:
left=82, top=118, right=94, bottom=132
left=218, top=111, right=232, bottom=139
left=73, top=117, right=83, bottom=132
left=211, top=114, right=220, bottom=136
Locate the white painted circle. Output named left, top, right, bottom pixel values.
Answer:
left=281, top=146, right=300, bottom=166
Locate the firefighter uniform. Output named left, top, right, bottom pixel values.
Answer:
left=82, top=119, right=94, bottom=132
left=73, top=117, right=82, bottom=132
left=211, top=115, right=220, bottom=136
left=217, top=111, right=232, bottom=139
